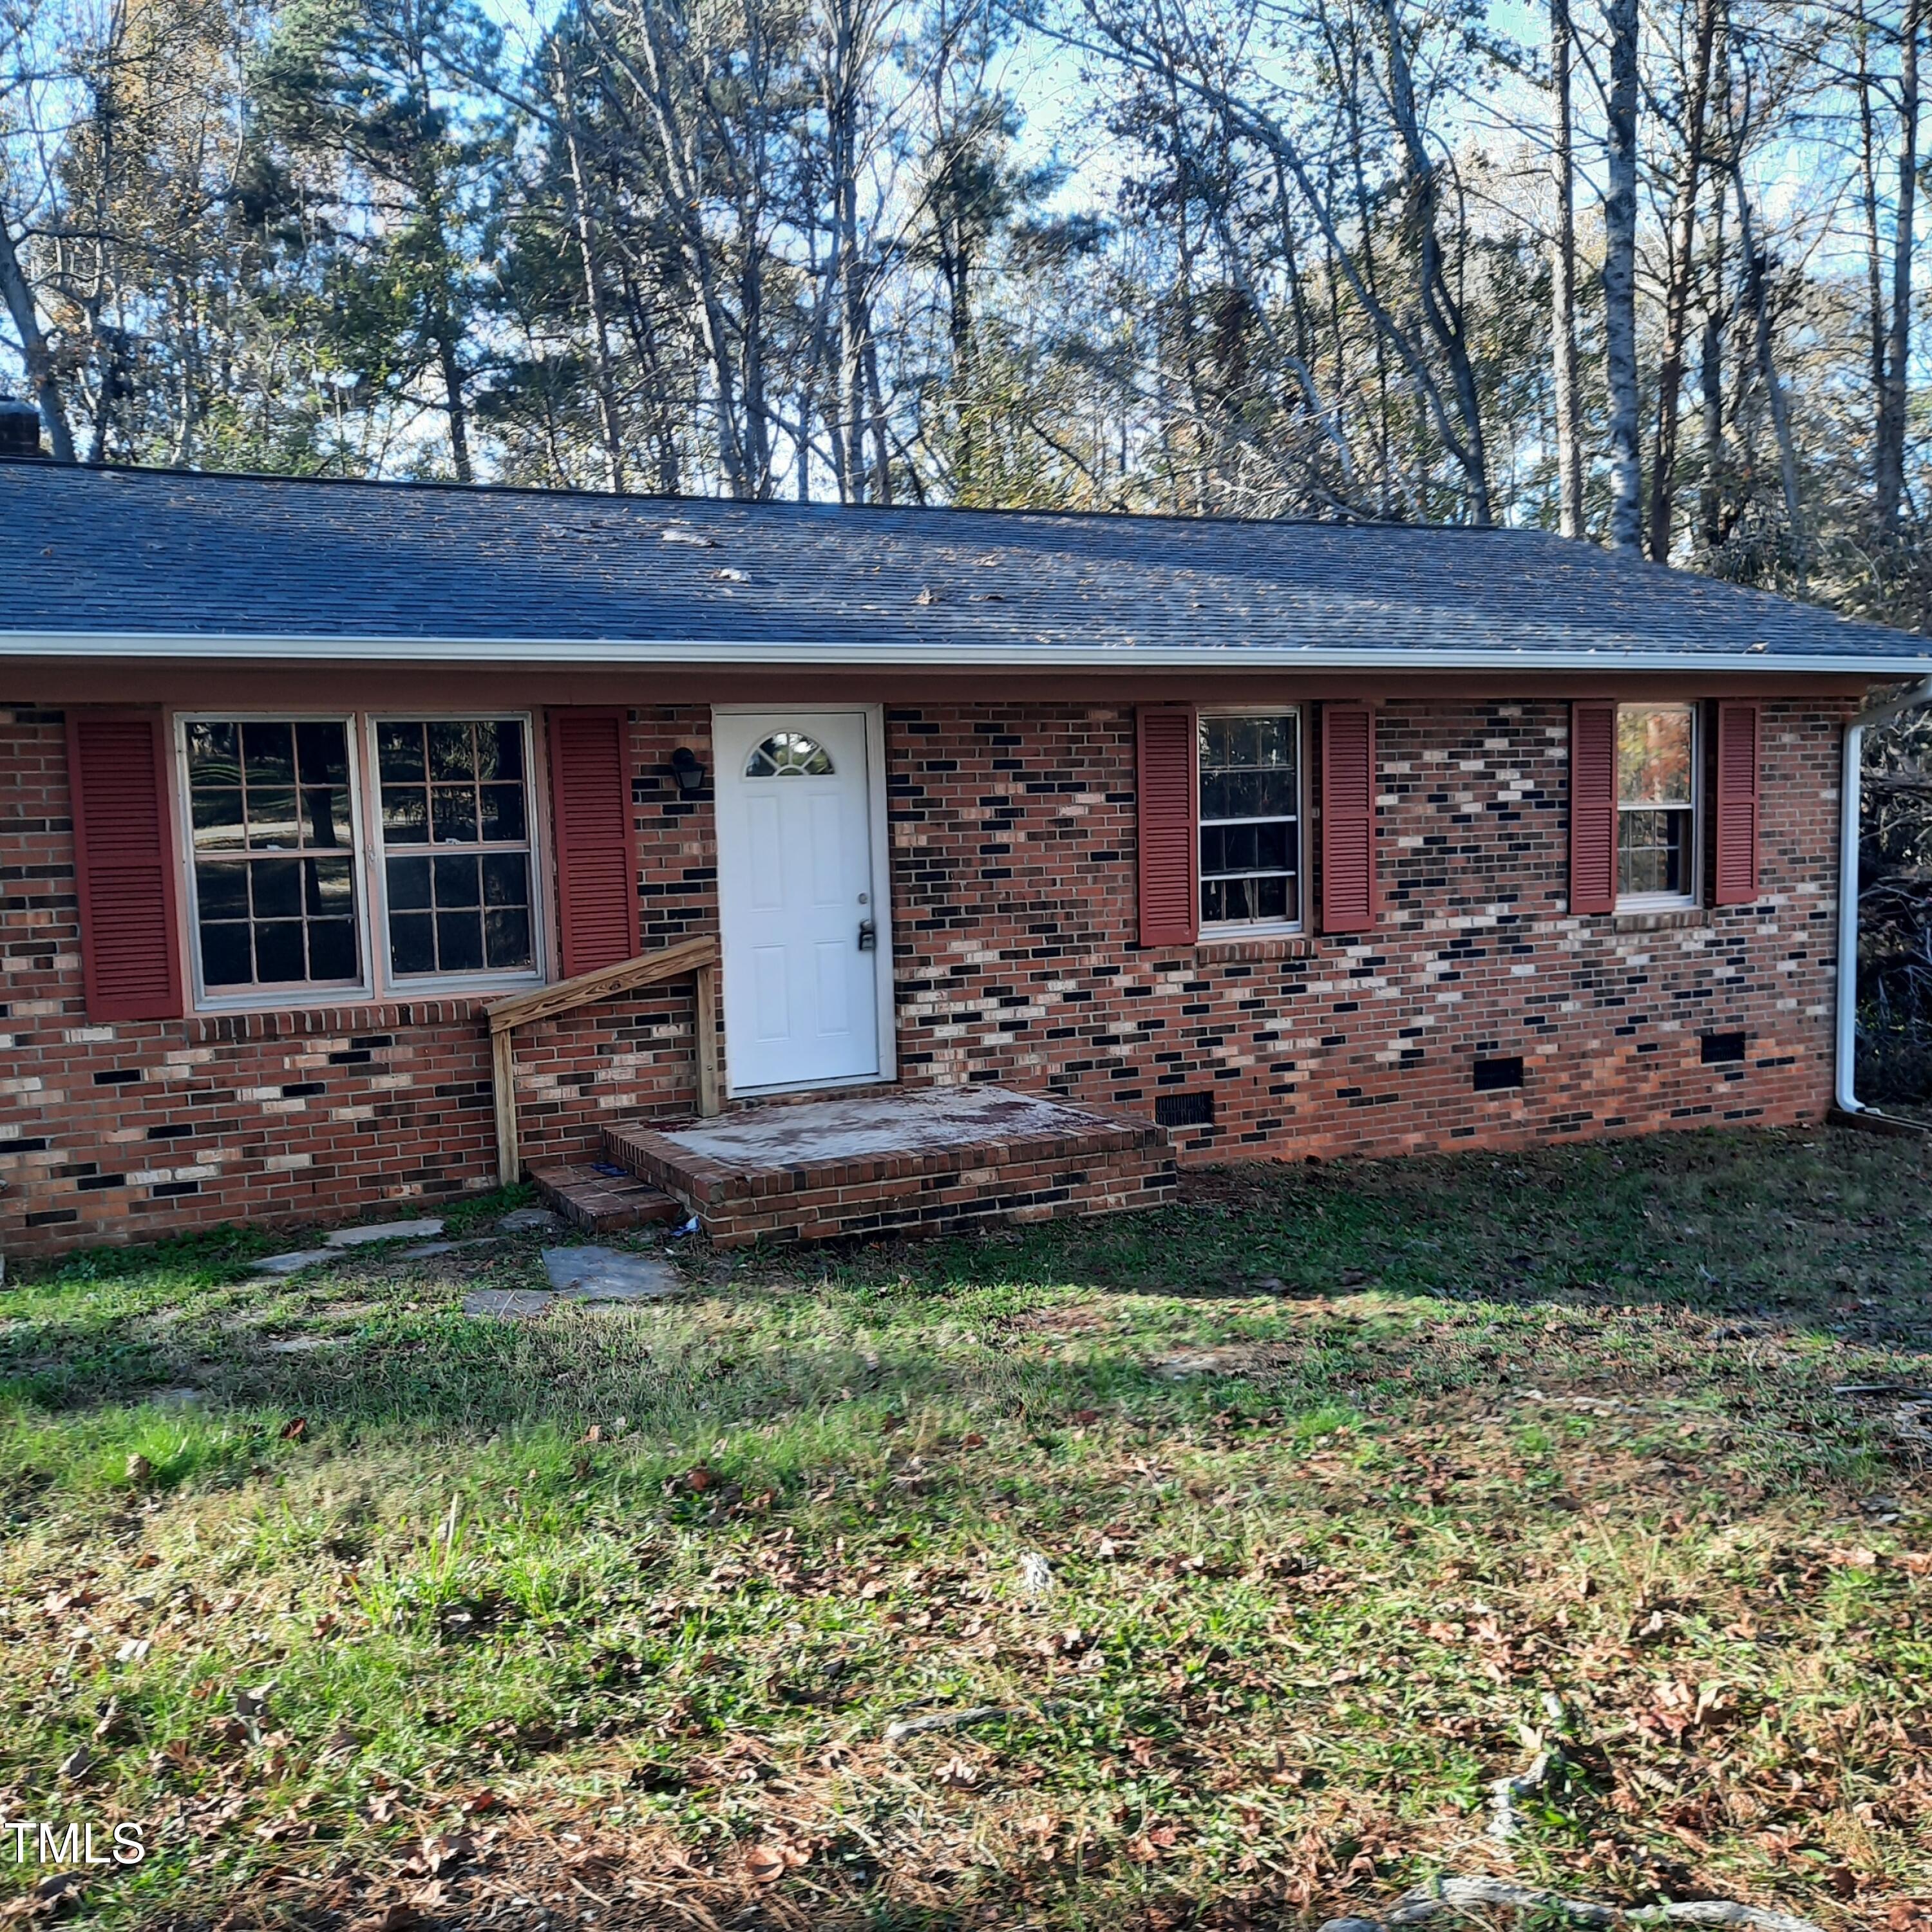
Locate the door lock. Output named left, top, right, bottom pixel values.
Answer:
left=857, top=918, right=877, bottom=952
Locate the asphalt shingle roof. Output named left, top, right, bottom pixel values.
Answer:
left=2, top=459, right=1927, bottom=672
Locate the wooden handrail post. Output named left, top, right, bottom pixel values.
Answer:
left=492, top=1027, right=520, bottom=1186
left=695, top=960, right=721, bottom=1117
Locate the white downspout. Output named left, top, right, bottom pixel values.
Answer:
left=1837, top=674, right=1932, bottom=1115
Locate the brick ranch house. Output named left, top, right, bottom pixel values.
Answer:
left=3, top=437, right=1929, bottom=1256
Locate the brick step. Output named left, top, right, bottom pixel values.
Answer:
left=529, top=1162, right=684, bottom=1235
left=598, top=1084, right=1175, bottom=1247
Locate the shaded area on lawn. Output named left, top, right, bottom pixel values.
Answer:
left=0, top=1128, right=1927, bottom=1931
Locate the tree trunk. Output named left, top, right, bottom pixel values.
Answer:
left=1550, top=0, right=1585, bottom=538
left=0, top=212, right=76, bottom=462
left=1857, top=2, right=1889, bottom=467
left=437, top=326, right=472, bottom=483
left=1734, top=169, right=1804, bottom=587
left=554, top=55, right=626, bottom=493
left=1700, top=308, right=1725, bottom=545
left=1877, top=0, right=1922, bottom=526
left=1604, top=0, right=1643, bottom=549
left=1379, top=0, right=1492, bottom=524
left=1645, top=0, right=1719, bottom=560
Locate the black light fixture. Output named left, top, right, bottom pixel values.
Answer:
left=670, top=745, right=706, bottom=795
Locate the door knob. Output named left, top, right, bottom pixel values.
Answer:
left=857, top=918, right=877, bottom=952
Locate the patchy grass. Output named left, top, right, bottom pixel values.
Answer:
left=1, top=1128, right=1929, bottom=1931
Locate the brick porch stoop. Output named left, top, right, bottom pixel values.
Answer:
left=598, top=1084, right=1177, bottom=1246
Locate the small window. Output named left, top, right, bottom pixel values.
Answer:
left=375, top=719, right=535, bottom=979
left=1473, top=1055, right=1525, bottom=1092
left=745, top=732, right=833, bottom=777
left=184, top=719, right=362, bottom=991
left=1617, top=703, right=1698, bottom=905
left=1198, top=711, right=1300, bottom=928
left=1701, top=1031, right=1747, bottom=1065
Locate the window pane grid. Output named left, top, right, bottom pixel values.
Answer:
left=1615, top=704, right=1698, bottom=902
left=377, top=718, right=535, bottom=981
left=185, top=718, right=360, bottom=990
left=1198, top=712, right=1300, bottom=929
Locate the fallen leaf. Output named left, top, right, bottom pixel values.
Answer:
left=686, top=1465, right=717, bottom=1493
left=279, top=1417, right=307, bottom=1442
left=744, top=1844, right=790, bottom=1883
left=415, top=1833, right=472, bottom=1876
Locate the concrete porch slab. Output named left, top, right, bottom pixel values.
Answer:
left=603, top=1084, right=1176, bottom=1247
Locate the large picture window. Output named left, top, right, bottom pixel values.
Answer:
left=1616, top=703, right=1699, bottom=905
left=1198, top=711, right=1301, bottom=928
left=176, top=713, right=541, bottom=1005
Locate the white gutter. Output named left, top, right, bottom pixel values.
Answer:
left=1836, top=674, right=1932, bottom=1115
left=0, top=630, right=1930, bottom=674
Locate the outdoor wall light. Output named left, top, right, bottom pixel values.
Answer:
left=670, top=746, right=706, bottom=795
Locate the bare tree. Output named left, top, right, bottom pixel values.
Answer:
left=1603, top=0, right=1642, bottom=549
left=1549, top=0, right=1584, bottom=537
left=1876, top=0, right=1921, bottom=526
left=1646, top=0, right=1721, bottom=560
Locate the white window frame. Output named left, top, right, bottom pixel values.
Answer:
left=363, top=711, right=547, bottom=999
left=173, top=711, right=375, bottom=1012
left=170, top=708, right=549, bottom=1013
left=1197, top=704, right=1306, bottom=937
left=1615, top=700, right=1702, bottom=912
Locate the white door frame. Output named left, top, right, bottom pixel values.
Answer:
left=710, top=703, right=898, bottom=1099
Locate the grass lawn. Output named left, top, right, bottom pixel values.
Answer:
left=2, top=1128, right=1930, bottom=1931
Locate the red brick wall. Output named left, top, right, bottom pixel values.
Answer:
left=886, top=699, right=1850, bottom=1159
left=0, top=703, right=718, bottom=1255
left=0, top=693, right=1852, bottom=1256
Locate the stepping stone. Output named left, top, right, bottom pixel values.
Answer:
left=498, top=1207, right=564, bottom=1235
left=249, top=1249, right=335, bottom=1277
left=463, top=1288, right=558, bottom=1321
left=261, top=1335, right=345, bottom=1354
left=325, top=1218, right=444, bottom=1249
left=542, top=1245, right=679, bottom=1303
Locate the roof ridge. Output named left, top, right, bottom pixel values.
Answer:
left=0, top=453, right=1510, bottom=537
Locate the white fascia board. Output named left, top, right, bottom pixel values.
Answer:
left=0, top=630, right=1927, bottom=675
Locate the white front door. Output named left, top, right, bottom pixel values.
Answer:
left=712, top=708, right=886, bottom=1094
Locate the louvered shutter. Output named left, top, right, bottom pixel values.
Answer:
left=546, top=710, right=638, bottom=976
left=1137, top=706, right=1198, bottom=947
left=1320, top=703, right=1376, bottom=934
left=1713, top=700, right=1761, bottom=906
left=66, top=710, right=185, bottom=1021
left=1569, top=700, right=1618, bottom=916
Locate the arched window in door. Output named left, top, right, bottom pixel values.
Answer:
left=744, top=732, right=835, bottom=778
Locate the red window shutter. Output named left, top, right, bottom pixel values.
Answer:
left=546, top=709, right=638, bottom=976
left=66, top=710, right=185, bottom=1022
left=1320, top=703, right=1376, bottom=934
left=1713, top=700, right=1761, bottom=905
left=1137, top=706, right=1198, bottom=947
left=1569, top=700, right=1618, bottom=915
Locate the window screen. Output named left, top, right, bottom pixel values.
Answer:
left=1198, top=712, right=1300, bottom=927
left=1617, top=703, right=1697, bottom=902
left=376, top=719, right=535, bottom=978
left=184, top=719, right=360, bottom=989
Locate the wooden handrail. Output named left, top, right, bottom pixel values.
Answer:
left=486, top=935, right=722, bottom=1185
